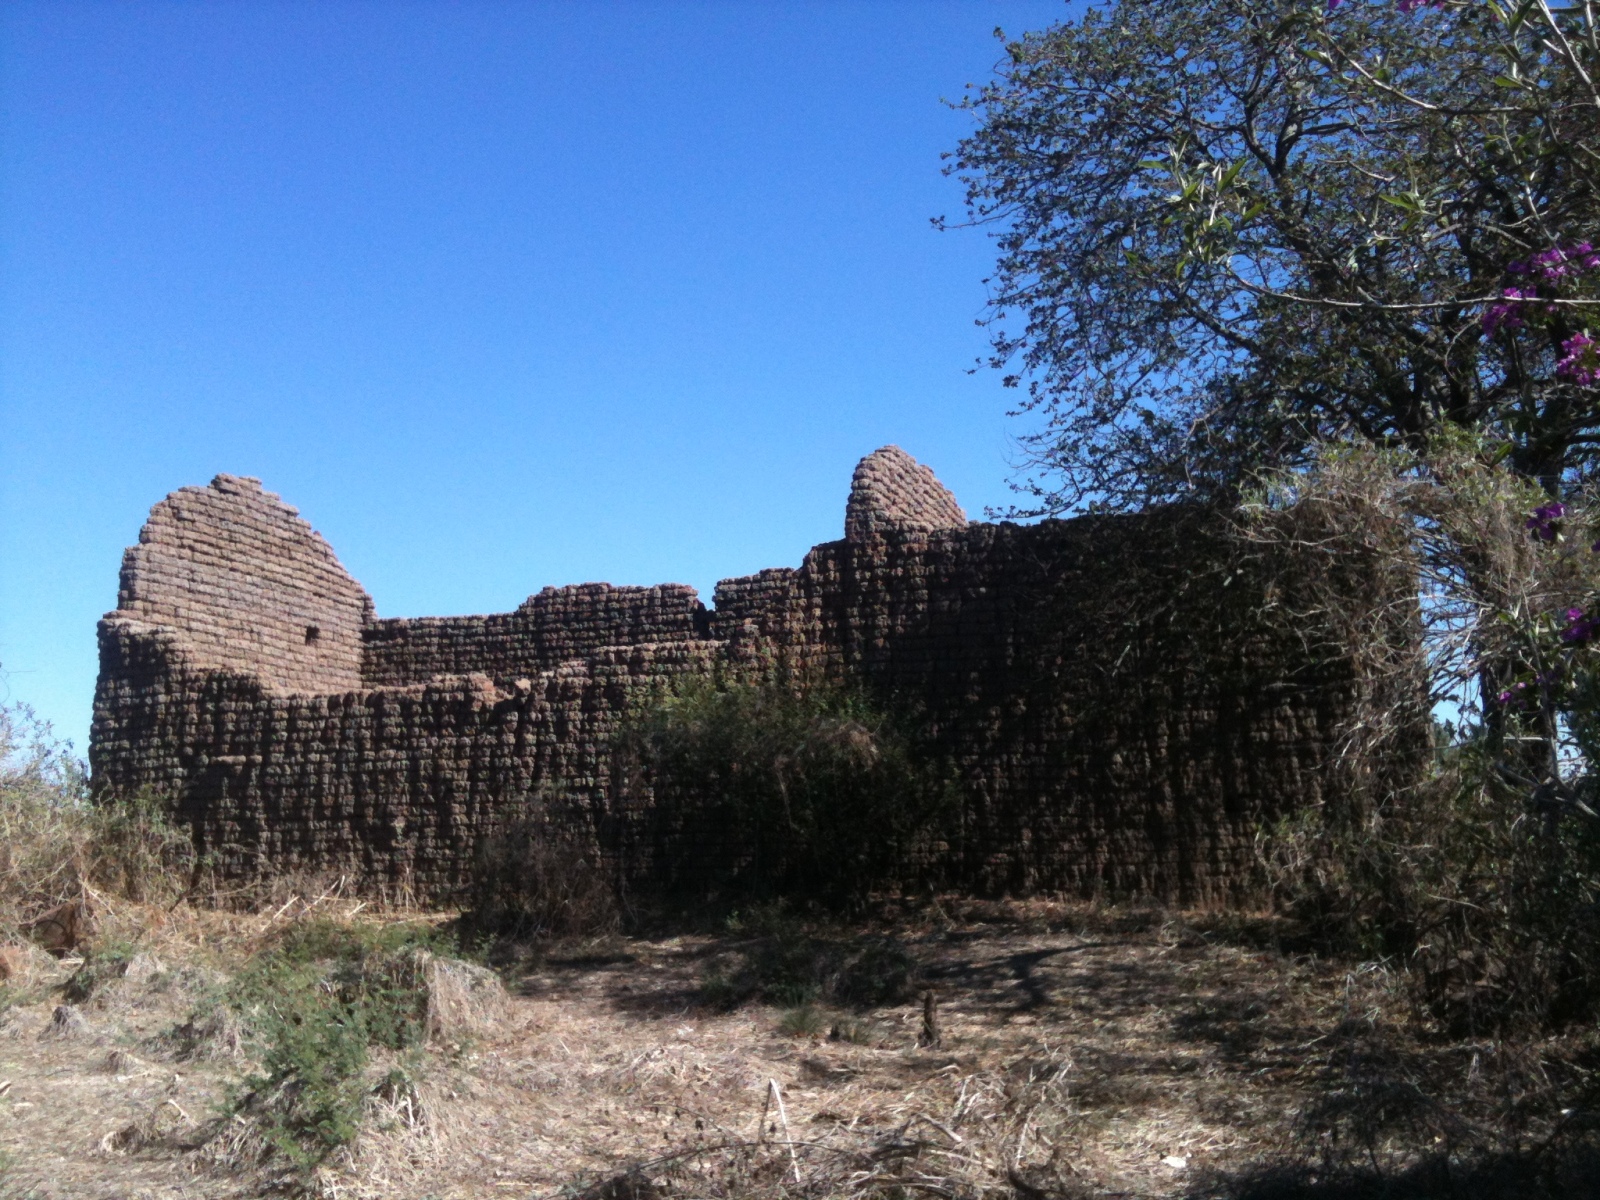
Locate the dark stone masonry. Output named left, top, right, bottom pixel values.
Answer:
left=90, top=446, right=1417, bottom=905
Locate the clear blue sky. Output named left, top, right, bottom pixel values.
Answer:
left=0, top=0, right=1072, bottom=755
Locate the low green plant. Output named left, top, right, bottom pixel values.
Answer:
left=223, top=917, right=456, bottom=1165
left=777, top=1004, right=828, bottom=1037
left=238, top=974, right=373, bottom=1164
left=270, top=915, right=451, bottom=967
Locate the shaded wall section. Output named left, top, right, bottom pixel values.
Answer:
left=90, top=447, right=1421, bottom=905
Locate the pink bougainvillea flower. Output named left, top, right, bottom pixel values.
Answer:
left=1558, top=332, right=1600, bottom=387
left=1527, top=502, right=1567, bottom=542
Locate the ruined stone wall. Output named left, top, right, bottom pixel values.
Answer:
left=113, top=475, right=371, bottom=694
left=92, top=628, right=715, bottom=898
left=361, top=584, right=708, bottom=688
left=90, top=447, right=1419, bottom=905
left=706, top=515, right=1359, bottom=903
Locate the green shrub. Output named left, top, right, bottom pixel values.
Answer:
left=224, top=918, right=457, bottom=1165
left=777, top=1004, right=828, bottom=1037
left=619, top=675, right=959, bottom=909
left=238, top=974, right=373, bottom=1164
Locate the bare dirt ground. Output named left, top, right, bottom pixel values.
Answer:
left=0, top=900, right=1487, bottom=1200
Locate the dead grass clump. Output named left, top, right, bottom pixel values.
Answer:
left=563, top=1049, right=1083, bottom=1200
left=466, top=815, right=620, bottom=941
left=157, top=1001, right=245, bottom=1062
left=62, top=944, right=136, bottom=1004
left=701, top=913, right=919, bottom=1011
left=417, top=950, right=508, bottom=1046
left=40, top=1003, right=92, bottom=1040
left=0, top=940, right=52, bottom=991
left=0, top=702, right=197, bottom=952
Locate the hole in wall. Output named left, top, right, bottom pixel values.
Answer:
left=304, top=625, right=321, bottom=645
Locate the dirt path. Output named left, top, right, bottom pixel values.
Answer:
left=0, top=907, right=1361, bottom=1199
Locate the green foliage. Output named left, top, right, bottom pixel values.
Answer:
left=950, top=0, right=1600, bottom=510
left=776, top=1004, right=828, bottom=1038
left=240, top=976, right=372, bottom=1164
left=269, top=915, right=452, bottom=967
left=225, top=918, right=453, bottom=1165
left=621, top=676, right=959, bottom=909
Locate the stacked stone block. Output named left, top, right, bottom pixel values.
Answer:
left=362, top=583, right=709, bottom=688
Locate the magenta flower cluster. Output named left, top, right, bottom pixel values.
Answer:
left=1483, top=287, right=1543, bottom=337
left=1510, top=243, right=1600, bottom=283
left=1485, top=244, right=1600, bottom=333
left=1483, top=243, right=1600, bottom=335
left=1499, top=671, right=1564, bottom=708
left=1497, top=680, right=1532, bottom=706
left=1484, top=244, right=1600, bottom=388
left=1563, top=606, right=1600, bottom=645
left=1558, top=332, right=1600, bottom=387
left=1527, top=501, right=1567, bottom=542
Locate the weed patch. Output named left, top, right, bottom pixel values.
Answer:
left=1, top=702, right=198, bottom=946
left=466, top=816, right=619, bottom=941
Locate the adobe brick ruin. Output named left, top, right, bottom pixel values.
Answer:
left=90, top=447, right=1410, bottom=905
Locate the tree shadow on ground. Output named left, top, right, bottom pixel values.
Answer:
left=1196, top=1143, right=1600, bottom=1200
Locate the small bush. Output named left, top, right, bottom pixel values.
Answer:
left=465, top=816, right=619, bottom=941
left=619, top=675, right=959, bottom=910
left=777, top=1004, right=828, bottom=1037
left=237, top=977, right=374, bottom=1165
left=221, top=917, right=485, bottom=1166
left=1267, top=739, right=1600, bottom=1035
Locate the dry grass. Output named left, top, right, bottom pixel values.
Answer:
left=6, top=895, right=1594, bottom=1200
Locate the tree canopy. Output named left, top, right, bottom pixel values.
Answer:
left=948, top=0, right=1600, bottom=511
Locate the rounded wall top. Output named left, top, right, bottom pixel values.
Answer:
left=844, top=446, right=967, bottom=542
left=112, top=474, right=372, bottom=693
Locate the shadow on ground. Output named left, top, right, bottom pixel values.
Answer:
left=1195, top=1144, right=1600, bottom=1200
